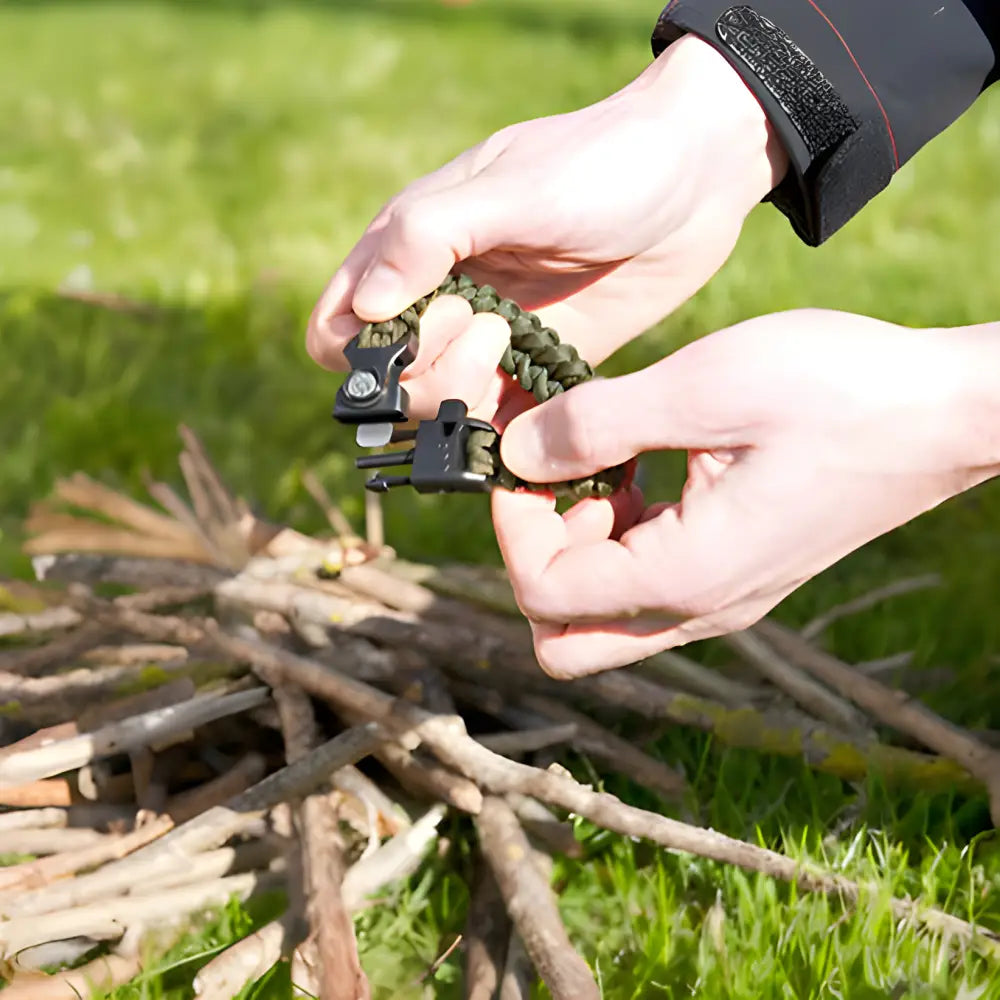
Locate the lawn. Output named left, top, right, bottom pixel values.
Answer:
left=2, top=1, right=1000, bottom=997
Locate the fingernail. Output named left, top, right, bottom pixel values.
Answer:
left=500, top=415, right=545, bottom=479
left=354, top=264, right=404, bottom=318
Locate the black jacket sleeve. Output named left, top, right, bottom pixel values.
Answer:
left=651, top=2, right=999, bottom=246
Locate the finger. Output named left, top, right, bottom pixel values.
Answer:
left=306, top=144, right=493, bottom=369
left=305, top=227, right=384, bottom=370
left=401, top=309, right=512, bottom=419
left=352, top=175, right=525, bottom=321
left=491, top=487, right=652, bottom=624
left=498, top=344, right=754, bottom=484
left=528, top=583, right=789, bottom=678
left=561, top=498, right=616, bottom=548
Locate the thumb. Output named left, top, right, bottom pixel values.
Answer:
left=352, top=176, right=519, bottom=321
left=499, top=358, right=747, bottom=483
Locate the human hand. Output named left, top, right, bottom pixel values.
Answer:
left=307, top=34, right=788, bottom=423
left=491, top=309, right=1000, bottom=677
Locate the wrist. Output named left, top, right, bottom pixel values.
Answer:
left=627, top=33, right=790, bottom=217
left=947, top=323, right=1000, bottom=479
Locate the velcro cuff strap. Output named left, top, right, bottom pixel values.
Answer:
left=653, top=3, right=895, bottom=245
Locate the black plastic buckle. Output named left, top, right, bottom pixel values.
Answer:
left=332, top=333, right=417, bottom=427
left=355, top=399, right=494, bottom=494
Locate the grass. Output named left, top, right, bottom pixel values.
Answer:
left=2, top=0, right=1000, bottom=996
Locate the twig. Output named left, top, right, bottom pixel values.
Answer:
left=800, top=574, right=942, bottom=641
left=0, top=605, right=80, bottom=639
left=30, top=552, right=230, bottom=589
left=165, top=751, right=269, bottom=822
left=215, top=632, right=1000, bottom=960
left=499, top=931, right=534, bottom=1000
left=0, top=953, right=143, bottom=999
left=751, top=620, right=1000, bottom=825
left=341, top=804, right=447, bottom=911
left=3, top=837, right=282, bottom=920
left=0, top=805, right=134, bottom=832
left=463, top=858, right=510, bottom=1000
left=476, top=723, right=579, bottom=758
left=0, top=687, right=269, bottom=787
left=720, top=629, right=872, bottom=734
left=475, top=796, right=599, bottom=1000
left=193, top=917, right=295, bottom=1000
left=505, top=793, right=582, bottom=859
left=0, top=826, right=111, bottom=856
left=364, top=491, right=384, bottom=551
left=0, top=813, right=177, bottom=894
left=636, top=649, right=762, bottom=705
left=268, top=678, right=371, bottom=1000
left=374, top=737, right=483, bottom=814
left=0, top=869, right=283, bottom=959
left=517, top=693, right=686, bottom=801
left=301, top=468, right=357, bottom=540
left=856, top=651, right=916, bottom=676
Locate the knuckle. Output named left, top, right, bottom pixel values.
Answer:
left=389, top=198, right=439, bottom=251
left=556, top=389, right=605, bottom=468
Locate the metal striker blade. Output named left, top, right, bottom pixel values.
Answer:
left=355, top=422, right=394, bottom=448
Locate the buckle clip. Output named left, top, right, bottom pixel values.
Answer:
left=356, top=399, right=494, bottom=494
left=333, top=334, right=417, bottom=444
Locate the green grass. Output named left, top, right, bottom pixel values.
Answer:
left=2, top=1, right=1000, bottom=997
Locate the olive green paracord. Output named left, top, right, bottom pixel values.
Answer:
left=355, top=273, right=628, bottom=501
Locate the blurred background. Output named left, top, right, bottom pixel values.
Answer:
left=2, top=2, right=1000, bottom=992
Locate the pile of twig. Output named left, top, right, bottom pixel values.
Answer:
left=1, top=427, right=998, bottom=999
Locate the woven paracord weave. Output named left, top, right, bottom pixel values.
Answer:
left=356, top=273, right=628, bottom=500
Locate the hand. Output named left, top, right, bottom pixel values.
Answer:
left=306, top=34, right=788, bottom=422
left=491, top=309, right=1000, bottom=677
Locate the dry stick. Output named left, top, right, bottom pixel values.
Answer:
left=0, top=605, right=80, bottom=639
left=0, top=621, right=110, bottom=678
left=569, top=668, right=977, bottom=796
left=453, top=678, right=686, bottom=801
left=193, top=918, right=293, bottom=1000
left=48, top=472, right=203, bottom=549
left=301, top=468, right=358, bottom=540
left=331, top=765, right=412, bottom=837
left=0, top=869, right=285, bottom=959
left=0, top=827, right=111, bottom=856
left=0, top=725, right=379, bottom=898
left=476, top=724, right=579, bottom=758
left=1, top=838, right=283, bottom=920
left=165, top=751, right=269, bottom=823
left=499, top=932, right=534, bottom=1000
left=207, top=631, right=1000, bottom=959
left=143, top=474, right=230, bottom=567
left=464, top=858, right=511, bottom=1000
left=374, top=739, right=484, bottom=814
left=752, top=619, right=1000, bottom=825
left=504, top=793, right=582, bottom=860
left=267, top=679, right=371, bottom=1000
left=475, top=796, right=599, bottom=1000
left=0, top=813, right=177, bottom=894
left=177, top=424, right=244, bottom=527
left=720, top=629, right=872, bottom=734
left=0, top=583, right=213, bottom=677
left=0, top=953, right=143, bottom=1000
left=0, top=686, right=269, bottom=787
left=341, top=804, right=447, bottom=911
left=0, top=659, right=200, bottom=728
left=215, top=573, right=969, bottom=794
left=800, top=574, right=942, bottom=642
left=70, top=596, right=999, bottom=954
left=31, top=552, right=231, bottom=590
left=517, top=693, right=687, bottom=801
left=636, top=649, right=761, bottom=706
